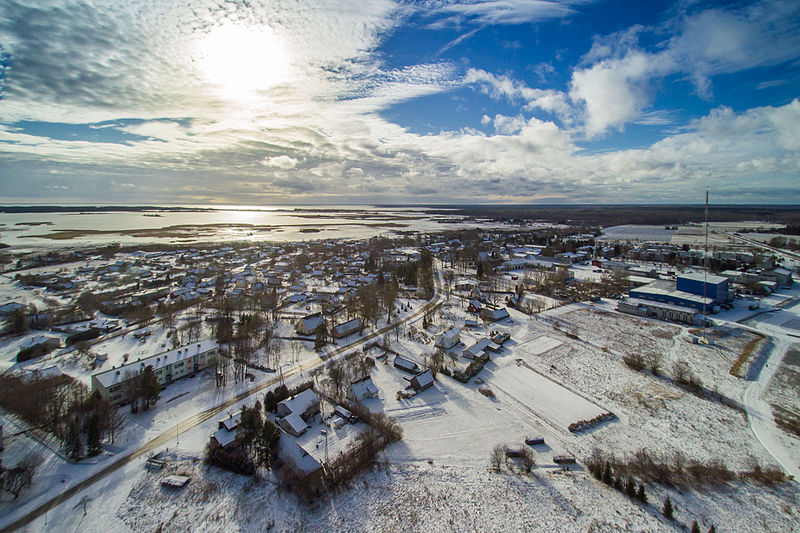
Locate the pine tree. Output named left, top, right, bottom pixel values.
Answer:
left=140, top=365, right=161, bottom=410
left=477, top=261, right=484, bottom=279
left=663, top=496, right=674, bottom=520
left=691, top=521, right=700, bottom=533
left=637, top=483, right=647, bottom=504
left=86, top=414, right=102, bottom=457
left=66, top=418, right=83, bottom=460
left=625, top=477, right=636, bottom=498
left=602, top=461, right=613, bottom=485
left=708, top=526, right=716, bottom=533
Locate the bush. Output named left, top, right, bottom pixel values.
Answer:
left=478, top=387, right=495, bottom=398
left=490, top=444, right=508, bottom=471
left=521, top=447, right=536, bottom=473
left=623, top=352, right=645, bottom=371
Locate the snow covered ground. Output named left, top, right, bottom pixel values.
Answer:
left=3, top=271, right=800, bottom=531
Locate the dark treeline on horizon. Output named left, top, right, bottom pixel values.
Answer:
left=419, top=205, right=800, bottom=227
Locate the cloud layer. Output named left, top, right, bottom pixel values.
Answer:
left=0, top=0, right=798, bottom=204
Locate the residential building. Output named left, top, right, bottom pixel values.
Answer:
left=434, top=327, right=460, bottom=350
left=91, top=339, right=219, bottom=406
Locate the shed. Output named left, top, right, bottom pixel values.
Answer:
left=408, top=369, right=434, bottom=392
left=332, top=318, right=364, bottom=339
left=393, top=355, right=419, bottom=374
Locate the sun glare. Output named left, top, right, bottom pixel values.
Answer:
left=197, top=24, right=289, bottom=100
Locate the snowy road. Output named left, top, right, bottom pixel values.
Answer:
left=742, top=333, right=800, bottom=481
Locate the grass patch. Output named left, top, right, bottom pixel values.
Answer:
left=730, top=333, right=767, bottom=378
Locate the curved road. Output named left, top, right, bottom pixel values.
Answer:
left=742, top=332, right=800, bottom=481
left=0, top=266, right=443, bottom=533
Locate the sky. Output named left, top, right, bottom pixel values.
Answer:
left=0, top=0, right=799, bottom=205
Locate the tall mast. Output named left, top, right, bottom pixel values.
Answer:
left=702, top=189, right=709, bottom=341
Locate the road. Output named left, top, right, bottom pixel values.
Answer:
left=0, top=265, right=443, bottom=533
left=710, top=227, right=800, bottom=262
left=742, top=333, right=800, bottom=481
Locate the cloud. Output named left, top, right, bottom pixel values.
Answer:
left=261, top=155, right=299, bottom=169
left=570, top=0, right=800, bottom=135
left=465, top=68, right=571, bottom=119
left=429, top=1, right=581, bottom=27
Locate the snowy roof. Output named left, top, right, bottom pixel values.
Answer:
left=211, top=428, right=238, bottom=448
left=0, top=302, right=26, bottom=316
left=438, top=327, right=460, bottom=340
left=333, top=318, right=363, bottom=337
left=350, top=378, right=379, bottom=400
left=92, top=338, right=218, bottom=389
left=278, top=389, right=320, bottom=416
left=277, top=434, right=322, bottom=475
left=298, top=312, right=325, bottom=332
left=412, top=369, right=434, bottom=389
left=464, top=338, right=491, bottom=358
left=393, top=355, right=418, bottom=372
left=19, top=334, right=60, bottom=350
left=678, top=272, right=730, bottom=285
left=220, top=411, right=241, bottom=432
left=281, top=412, right=309, bottom=435
left=621, top=297, right=699, bottom=315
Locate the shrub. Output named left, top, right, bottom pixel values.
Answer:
left=521, top=447, right=536, bottom=473
left=490, top=444, right=508, bottom=471
left=478, top=387, right=495, bottom=398
left=623, top=352, right=645, bottom=371
left=637, top=484, right=647, bottom=504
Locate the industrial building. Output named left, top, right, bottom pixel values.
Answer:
left=628, top=272, right=729, bottom=314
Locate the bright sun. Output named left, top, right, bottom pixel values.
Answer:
left=196, top=24, right=289, bottom=100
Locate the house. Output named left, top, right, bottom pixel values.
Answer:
left=0, top=302, right=26, bottom=317
left=295, top=312, right=326, bottom=336
left=463, top=338, right=495, bottom=360
left=434, top=327, right=460, bottom=349
left=408, top=369, right=434, bottom=392
left=91, top=339, right=219, bottom=406
left=277, top=389, right=320, bottom=420
left=480, top=307, right=510, bottom=322
left=348, top=377, right=379, bottom=402
left=393, top=355, right=419, bottom=374
left=17, top=335, right=61, bottom=361
left=467, top=300, right=482, bottom=313
left=276, top=433, right=324, bottom=493
left=332, top=318, right=363, bottom=339
left=278, top=412, right=310, bottom=437
left=210, top=411, right=242, bottom=451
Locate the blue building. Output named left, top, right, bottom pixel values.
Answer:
left=628, top=272, right=729, bottom=314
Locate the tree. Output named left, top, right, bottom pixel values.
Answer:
left=708, top=526, right=716, bottom=533
left=663, top=496, right=674, bottom=520
left=6, top=308, right=28, bottom=335
left=4, top=452, right=42, bottom=498
left=314, top=326, right=327, bottom=351
left=691, top=521, right=701, bottom=533
left=637, top=483, right=647, bottom=504
left=86, top=413, right=102, bottom=456
left=255, top=420, right=281, bottom=468
left=490, top=444, right=507, bottom=471
left=140, top=366, right=161, bottom=410
left=477, top=261, right=484, bottom=279
left=66, top=417, right=83, bottom=460
left=625, top=477, right=636, bottom=498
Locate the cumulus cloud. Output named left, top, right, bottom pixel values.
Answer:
left=465, top=68, right=571, bottom=119
left=261, top=155, right=299, bottom=169
left=570, top=0, right=800, bottom=136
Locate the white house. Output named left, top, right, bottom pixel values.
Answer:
left=434, top=327, right=460, bottom=350
left=348, top=377, right=379, bottom=402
